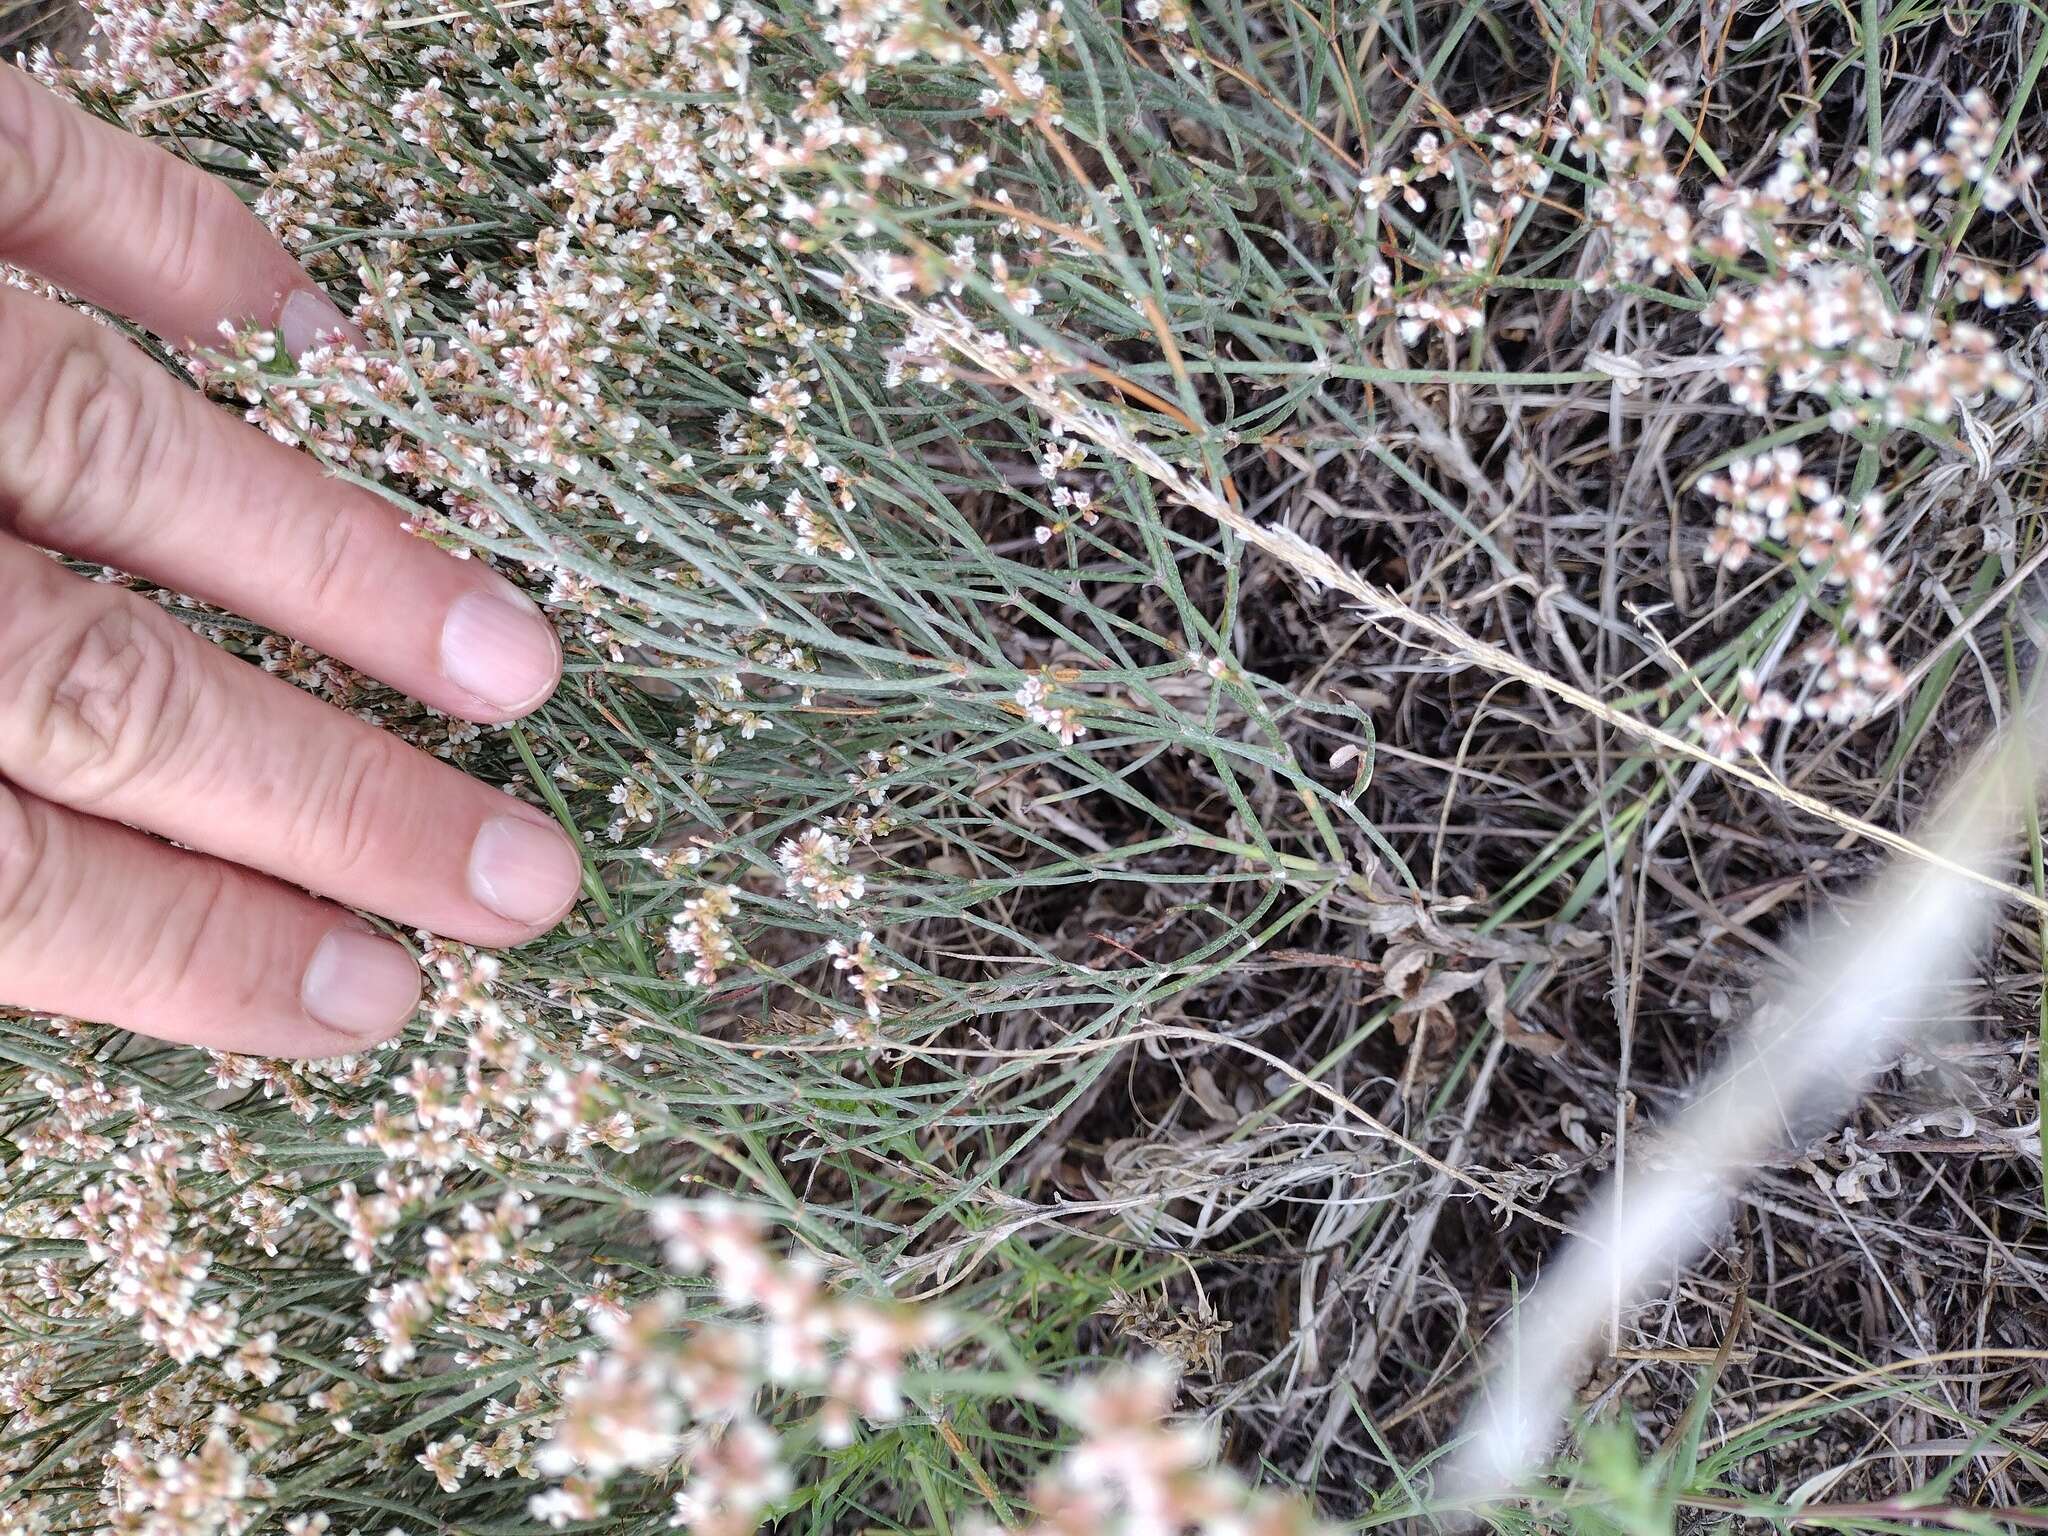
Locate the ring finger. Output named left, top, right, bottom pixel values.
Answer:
left=0, top=778, right=422, bottom=1055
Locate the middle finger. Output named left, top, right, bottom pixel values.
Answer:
left=0, top=537, right=584, bottom=946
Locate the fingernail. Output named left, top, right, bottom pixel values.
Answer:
left=440, top=586, right=562, bottom=715
left=279, top=288, right=357, bottom=360
left=301, top=928, right=420, bottom=1039
left=470, top=814, right=581, bottom=926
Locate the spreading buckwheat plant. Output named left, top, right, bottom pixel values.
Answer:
left=6, top=0, right=2048, bottom=1529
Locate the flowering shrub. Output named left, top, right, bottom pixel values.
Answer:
left=3, top=0, right=2046, bottom=1529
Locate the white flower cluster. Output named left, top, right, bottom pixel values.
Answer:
left=1696, top=448, right=1903, bottom=753
left=776, top=826, right=868, bottom=911
left=1356, top=110, right=1553, bottom=345
left=49, top=1098, right=247, bottom=1366
left=670, top=883, right=744, bottom=985
left=1016, top=672, right=1089, bottom=746
left=827, top=929, right=900, bottom=1021
left=1700, top=448, right=1876, bottom=587
left=1034, top=436, right=1103, bottom=547
left=650, top=740, right=907, bottom=1020
left=108, top=1428, right=272, bottom=1536
left=1558, top=82, right=2039, bottom=432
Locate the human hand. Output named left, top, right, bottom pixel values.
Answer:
left=0, top=64, right=582, bottom=1056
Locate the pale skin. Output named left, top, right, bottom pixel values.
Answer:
left=0, top=62, right=583, bottom=1057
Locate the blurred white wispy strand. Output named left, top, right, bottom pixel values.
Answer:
left=1445, top=663, right=2048, bottom=1503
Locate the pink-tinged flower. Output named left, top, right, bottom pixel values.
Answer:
left=776, top=827, right=868, bottom=911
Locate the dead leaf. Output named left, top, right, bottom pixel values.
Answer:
left=1485, top=963, right=1565, bottom=1056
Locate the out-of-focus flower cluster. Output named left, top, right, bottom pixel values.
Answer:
left=987, top=1363, right=1322, bottom=1536
left=528, top=1202, right=1326, bottom=1536
left=526, top=1200, right=949, bottom=1528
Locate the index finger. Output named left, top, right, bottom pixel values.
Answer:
left=0, top=61, right=347, bottom=353
left=0, top=64, right=568, bottom=728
